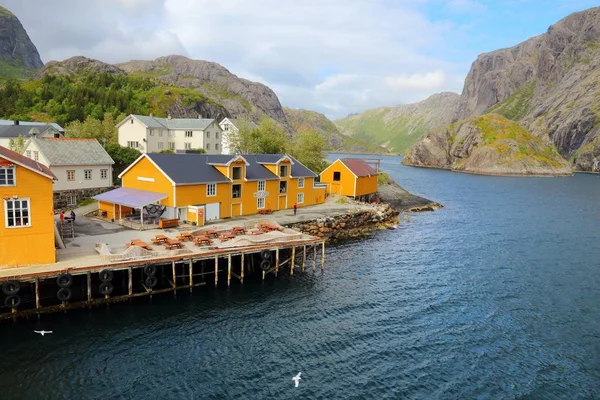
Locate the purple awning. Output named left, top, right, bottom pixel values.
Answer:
left=93, top=187, right=168, bottom=208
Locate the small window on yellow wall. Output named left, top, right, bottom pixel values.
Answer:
left=298, top=177, right=304, bottom=188
left=333, top=171, right=341, bottom=181
left=297, top=193, right=304, bottom=204
left=232, top=166, right=242, bottom=180
left=257, top=197, right=265, bottom=209
left=279, top=165, right=288, bottom=177
left=232, top=184, right=241, bottom=199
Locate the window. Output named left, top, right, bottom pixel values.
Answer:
left=258, top=180, right=265, bottom=191
left=232, top=184, right=241, bottom=199
left=0, top=167, right=15, bottom=186
left=224, top=124, right=229, bottom=131
left=206, top=131, right=210, bottom=139
left=257, top=197, right=265, bottom=209
left=5, top=199, right=30, bottom=228
left=67, top=170, right=75, bottom=181
left=297, top=193, right=304, bottom=204
left=33, top=151, right=39, bottom=161
left=127, top=141, right=139, bottom=149
left=158, top=142, right=164, bottom=150
left=26, top=150, right=31, bottom=158
left=185, top=131, right=193, bottom=137
left=232, top=166, right=242, bottom=180
left=159, top=130, right=163, bottom=137
left=279, top=165, right=288, bottom=177
left=84, top=170, right=92, bottom=180
left=101, top=169, right=108, bottom=179
left=279, top=181, right=287, bottom=194
left=66, top=195, right=77, bottom=207
left=207, top=183, right=216, bottom=197
left=215, top=143, right=219, bottom=151
left=169, top=142, right=175, bottom=149
left=131, top=119, right=134, bottom=124
left=149, top=129, right=154, bottom=136
left=333, top=171, right=341, bottom=181
left=216, top=132, right=219, bottom=139
left=298, top=177, right=304, bottom=188
left=168, top=131, right=175, bottom=137
left=185, top=143, right=192, bottom=150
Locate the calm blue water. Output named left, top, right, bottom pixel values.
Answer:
left=0, top=155, right=598, bottom=399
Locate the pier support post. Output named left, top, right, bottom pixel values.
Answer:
left=87, top=271, right=92, bottom=302
left=172, top=261, right=177, bottom=295
left=290, top=246, right=295, bottom=276
left=189, top=259, right=193, bottom=292
left=128, top=268, right=133, bottom=296
left=240, top=252, right=245, bottom=284
left=321, top=241, right=325, bottom=271
left=227, top=254, right=232, bottom=287
left=35, top=278, right=40, bottom=309
left=313, top=245, right=317, bottom=272
left=302, top=245, right=306, bottom=272
left=275, top=248, right=279, bottom=277
left=214, top=256, right=219, bottom=288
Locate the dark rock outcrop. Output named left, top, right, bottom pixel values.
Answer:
left=0, top=6, right=43, bottom=75
left=38, top=56, right=126, bottom=78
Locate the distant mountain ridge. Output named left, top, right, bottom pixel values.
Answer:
left=0, top=6, right=43, bottom=78
left=334, top=92, right=460, bottom=154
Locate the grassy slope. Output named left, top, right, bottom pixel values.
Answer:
left=486, top=81, right=536, bottom=120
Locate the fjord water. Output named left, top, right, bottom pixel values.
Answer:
left=1, top=156, right=598, bottom=399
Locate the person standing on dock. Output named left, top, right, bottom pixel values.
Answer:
left=293, top=202, right=297, bottom=216
left=59, top=211, right=65, bottom=224
left=70, top=210, right=76, bottom=222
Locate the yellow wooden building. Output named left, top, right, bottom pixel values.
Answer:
left=0, top=146, right=56, bottom=267
left=96, top=153, right=327, bottom=225
left=320, top=158, right=379, bottom=201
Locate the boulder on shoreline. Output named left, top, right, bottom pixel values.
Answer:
left=376, top=175, right=442, bottom=212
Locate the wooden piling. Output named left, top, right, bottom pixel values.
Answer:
left=189, top=259, right=193, bottom=292
left=172, top=261, right=177, bottom=296
left=227, top=254, right=232, bottom=287
left=128, top=268, right=133, bottom=296
left=321, top=241, right=325, bottom=271
left=313, top=245, right=317, bottom=272
left=35, top=278, right=40, bottom=309
left=240, top=252, right=245, bottom=284
left=214, top=256, right=219, bottom=288
left=275, top=248, right=279, bottom=277
left=302, top=245, right=306, bottom=272
left=87, top=271, right=92, bottom=302
left=290, top=246, right=295, bottom=276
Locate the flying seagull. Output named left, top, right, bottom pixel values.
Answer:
left=34, top=330, right=53, bottom=336
left=292, top=372, right=302, bottom=388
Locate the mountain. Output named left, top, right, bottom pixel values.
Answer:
left=0, top=6, right=43, bottom=78
left=452, top=7, right=600, bottom=172
left=403, top=113, right=572, bottom=175
left=283, top=107, right=385, bottom=153
left=117, top=55, right=291, bottom=131
left=334, top=92, right=460, bottom=154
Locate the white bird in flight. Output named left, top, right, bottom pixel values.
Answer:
left=292, top=372, right=302, bottom=388
left=34, top=330, right=53, bottom=336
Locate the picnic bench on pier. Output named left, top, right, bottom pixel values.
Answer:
left=150, top=235, right=169, bottom=245
left=203, top=229, right=219, bottom=238
left=193, top=235, right=212, bottom=246
left=176, top=232, right=194, bottom=241
left=219, top=233, right=236, bottom=242
left=126, top=239, right=153, bottom=251
left=164, top=239, right=183, bottom=250
left=231, top=226, right=246, bottom=235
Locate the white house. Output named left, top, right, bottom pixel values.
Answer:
left=0, top=121, right=64, bottom=148
left=117, top=114, right=223, bottom=154
left=23, top=137, right=114, bottom=208
left=219, top=118, right=239, bottom=155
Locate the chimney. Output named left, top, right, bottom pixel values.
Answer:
left=198, top=113, right=202, bottom=119
left=149, top=113, right=153, bottom=117
left=167, top=114, right=172, bottom=120
left=13, top=120, right=19, bottom=126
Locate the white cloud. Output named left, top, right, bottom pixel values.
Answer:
left=384, top=70, right=447, bottom=91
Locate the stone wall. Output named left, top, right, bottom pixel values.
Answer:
left=54, top=187, right=112, bottom=211
left=285, top=203, right=399, bottom=241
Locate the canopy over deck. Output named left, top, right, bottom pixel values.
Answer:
left=94, top=187, right=168, bottom=209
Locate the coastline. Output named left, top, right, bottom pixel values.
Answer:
left=401, top=162, right=575, bottom=177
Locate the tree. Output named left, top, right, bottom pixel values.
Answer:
left=65, top=112, right=119, bottom=145
left=8, top=134, right=27, bottom=154
left=234, top=117, right=288, bottom=154
left=104, top=143, right=142, bottom=182
left=290, top=129, right=328, bottom=174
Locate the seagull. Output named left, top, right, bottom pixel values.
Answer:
left=34, top=330, right=53, bottom=336
left=292, top=372, right=302, bottom=388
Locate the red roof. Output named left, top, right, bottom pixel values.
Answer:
left=340, top=158, right=378, bottom=177
left=0, top=146, right=56, bottom=180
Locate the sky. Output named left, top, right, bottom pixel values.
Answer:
left=2, top=0, right=598, bottom=119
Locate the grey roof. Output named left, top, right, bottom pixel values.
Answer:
left=146, top=153, right=230, bottom=185
left=242, top=155, right=280, bottom=180
left=0, top=120, right=64, bottom=132
left=0, top=124, right=58, bottom=138
left=30, top=137, right=114, bottom=166
left=254, top=154, right=317, bottom=178
left=130, top=115, right=215, bottom=130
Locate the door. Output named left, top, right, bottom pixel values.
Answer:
left=231, top=203, right=242, bottom=217
left=178, top=207, right=187, bottom=221
left=330, top=183, right=341, bottom=194
left=279, top=196, right=287, bottom=210
left=205, top=202, right=220, bottom=221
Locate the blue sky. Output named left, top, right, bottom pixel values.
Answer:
left=2, top=0, right=598, bottom=119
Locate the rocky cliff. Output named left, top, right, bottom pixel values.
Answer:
left=403, top=113, right=573, bottom=176
left=334, top=92, right=460, bottom=154
left=454, top=7, right=600, bottom=171
left=39, top=56, right=126, bottom=77
left=117, top=55, right=291, bottom=131
left=0, top=6, right=43, bottom=78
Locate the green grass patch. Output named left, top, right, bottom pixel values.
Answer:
left=487, top=81, right=536, bottom=121
left=77, top=198, right=97, bottom=207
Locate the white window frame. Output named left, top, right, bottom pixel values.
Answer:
left=232, top=184, right=242, bottom=199
left=297, top=193, right=304, bottom=204
left=100, top=169, right=108, bottom=179
left=33, top=151, right=39, bottom=161
left=184, top=143, right=192, bottom=150
left=127, top=141, right=139, bottom=149
left=206, top=131, right=210, bottom=139
left=257, top=197, right=265, bottom=209
left=158, top=142, right=164, bottom=150
left=67, top=170, right=75, bottom=181
left=0, top=167, right=16, bottom=186
left=149, top=129, right=154, bottom=136
left=216, top=132, right=219, bottom=139
left=232, top=166, right=242, bottom=180
left=4, top=198, right=31, bottom=228
left=168, top=142, right=175, bottom=149
left=66, top=195, right=77, bottom=207
left=215, top=143, right=219, bottom=151
left=206, top=143, right=211, bottom=150
left=84, top=170, right=92, bottom=180
left=298, top=177, right=304, bottom=188
left=279, top=165, right=288, bottom=177
left=206, top=183, right=216, bottom=197
left=158, top=130, right=163, bottom=137
left=26, top=150, right=31, bottom=158
left=185, top=130, right=193, bottom=137
left=258, top=180, right=265, bottom=191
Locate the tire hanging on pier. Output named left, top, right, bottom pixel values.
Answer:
left=57, top=288, right=72, bottom=302
left=99, top=269, right=113, bottom=283
left=98, top=282, right=114, bottom=296
left=4, top=294, right=21, bottom=308
left=260, top=259, right=271, bottom=271
left=2, top=280, right=19, bottom=296
left=145, top=275, right=158, bottom=289
left=260, top=249, right=271, bottom=260
left=143, top=265, right=157, bottom=277
left=56, top=273, right=73, bottom=288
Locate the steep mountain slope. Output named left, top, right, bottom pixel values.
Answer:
left=454, top=6, right=600, bottom=170
left=334, top=92, right=459, bottom=154
left=0, top=6, right=43, bottom=78
left=117, top=56, right=291, bottom=131
left=403, top=114, right=572, bottom=175
left=283, top=107, right=384, bottom=153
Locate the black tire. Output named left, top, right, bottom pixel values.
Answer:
left=260, top=259, right=271, bottom=271
left=56, top=273, right=73, bottom=288
left=4, top=294, right=21, bottom=308
left=2, top=280, right=19, bottom=296
left=260, top=249, right=271, bottom=260
left=143, top=265, right=157, bottom=277
left=98, top=282, right=114, bottom=296
left=57, top=288, right=72, bottom=302
left=99, top=269, right=113, bottom=282
left=145, top=275, right=158, bottom=289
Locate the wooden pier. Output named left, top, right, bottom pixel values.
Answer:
left=0, top=238, right=326, bottom=321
